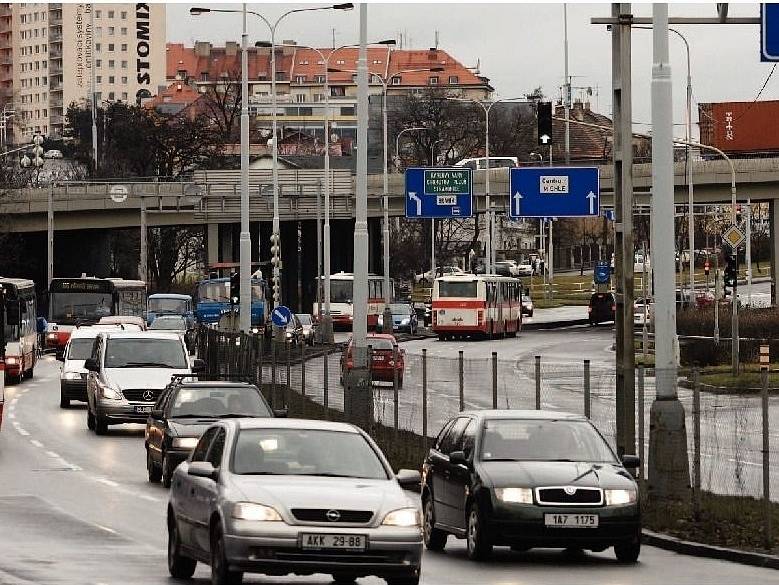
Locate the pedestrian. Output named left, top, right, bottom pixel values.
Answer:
left=36, top=315, right=48, bottom=356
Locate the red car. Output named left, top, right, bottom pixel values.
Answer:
left=340, top=333, right=405, bottom=387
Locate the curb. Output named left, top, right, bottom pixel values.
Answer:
left=642, top=529, right=779, bottom=569
left=524, top=318, right=590, bottom=330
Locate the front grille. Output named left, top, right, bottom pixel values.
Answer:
left=290, top=509, right=374, bottom=524
left=121, top=388, right=163, bottom=402
left=261, top=550, right=406, bottom=565
left=536, top=487, right=603, bottom=506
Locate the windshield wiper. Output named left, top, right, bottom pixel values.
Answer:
left=571, top=464, right=602, bottom=483
left=294, top=472, right=367, bottom=479
left=118, top=362, right=178, bottom=368
left=171, top=414, right=217, bottom=419
left=216, top=413, right=258, bottom=418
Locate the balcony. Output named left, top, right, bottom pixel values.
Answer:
left=1, top=57, right=12, bottom=66
left=49, top=65, right=62, bottom=76
left=50, top=115, right=64, bottom=126
left=49, top=30, right=62, bottom=43
left=49, top=80, right=62, bottom=92
left=49, top=10, right=62, bottom=24
left=49, top=48, right=62, bottom=59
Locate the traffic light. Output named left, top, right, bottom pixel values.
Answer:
left=537, top=102, right=553, bottom=146
left=269, top=232, right=282, bottom=305
left=724, top=254, right=738, bottom=289
left=230, top=272, right=240, bottom=305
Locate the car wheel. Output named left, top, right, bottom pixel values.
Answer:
left=147, top=449, right=162, bottom=483
left=87, top=409, right=96, bottom=431
left=528, top=311, right=534, bottom=318
left=614, top=538, right=641, bottom=563
left=423, top=496, right=447, bottom=551
left=466, top=502, right=492, bottom=561
left=162, top=453, right=175, bottom=488
left=437, top=334, right=445, bottom=341
left=211, top=527, right=243, bottom=585
left=386, top=570, right=420, bottom=585
left=94, top=415, right=108, bottom=436
left=168, top=517, right=196, bottom=578
left=331, top=574, right=357, bottom=585
left=60, top=391, right=70, bottom=408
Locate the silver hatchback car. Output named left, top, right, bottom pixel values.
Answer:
left=167, top=418, right=423, bottom=585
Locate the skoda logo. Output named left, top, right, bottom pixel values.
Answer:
left=564, top=486, right=577, bottom=496
left=326, top=509, right=341, bottom=522
left=142, top=390, right=155, bottom=401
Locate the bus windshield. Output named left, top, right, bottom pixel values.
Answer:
left=148, top=297, right=188, bottom=314
left=50, top=292, right=113, bottom=324
left=331, top=280, right=353, bottom=303
left=438, top=281, right=478, bottom=298
left=198, top=282, right=263, bottom=303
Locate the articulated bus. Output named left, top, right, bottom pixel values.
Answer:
left=0, top=278, right=38, bottom=383
left=47, top=277, right=147, bottom=353
left=313, top=272, right=395, bottom=330
left=432, top=274, right=523, bottom=340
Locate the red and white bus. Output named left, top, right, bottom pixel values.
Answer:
left=432, top=274, right=523, bottom=340
left=1, top=278, right=38, bottom=384
left=313, top=272, right=395, bottom=330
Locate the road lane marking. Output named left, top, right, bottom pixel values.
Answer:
left=95, top=525, right=117, bottom=535
left=30, top=439, right=43, bottom=448
left=16, top=427, right=29, bottom=436
left=45, top=451, right=61, bottom=459
left=97, top=478, right=120, bottom=488
left=7, top=413, right=14, bottom=419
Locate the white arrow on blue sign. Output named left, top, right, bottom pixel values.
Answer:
left=405, top=167, right=473, bottom=219
left=271, top=305, right=293, bottom=327
left=509, top=166, right=600, bottom=218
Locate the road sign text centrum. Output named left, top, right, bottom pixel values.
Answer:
left=423, top=169, right=471, bottom=194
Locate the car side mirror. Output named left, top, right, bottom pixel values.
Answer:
left=621, top=455, right=640, bottom=469
left=191, top=358, right=205, bottom=373
left=150, top=409, right=164, bottom=420
left=273, top=408, right=288, bottom=418
left=188, top=461, right=218, bottom=481
left=84, top=357, right=99, bottom=372
left=449, top=450, right=467, bottom=466
left=396, top=469, right=422, bottom=491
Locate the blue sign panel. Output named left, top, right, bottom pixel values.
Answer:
left=509, top=167, right=600, bottom=218
left=271, top=305, right=293, bottom=327
left=762, top=3, right=779, bottom=61
left=405, top=167, right=473, bottom=218
left=594, top=262, right=611, bottom=285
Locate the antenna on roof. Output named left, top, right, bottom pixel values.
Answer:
left=434, top=30, right=439, bottom=50
left=332, top=27, right=336, bottom=50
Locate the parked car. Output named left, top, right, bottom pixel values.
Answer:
left=588, top=292, right=616, bottom=325
left=421, top=410, right=641, bottom=562
left=43, top=149, right=63, bottom=159
left=633, top=297, right=651, bottom=328
left=58, top=327, right=102, bottom=407
left=98, top=315, right=147, bottom=331
left=454, top=156, right=519, bottom=170
left=494, top=261, right=518, bottom=277
left=85, top=331, right=202, bottom=435
left=341, top=333, right=405, bottom=387
left=377, top=303, right=418, bottom=334
left=296, top=313, right=316, bottom=345
left=521, top=295, right=534, bottom=318
left=167, top=418, right=423, bottom=584
left=145, top=377, right=276, bottom=487
left=415, top=265, right=464, bottom=283
left=516, top=262, right=534, bottom=277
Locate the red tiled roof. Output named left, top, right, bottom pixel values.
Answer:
left=145, top=81, right=201, bottom=108
left=166, top=43, right=293, bottom=81
left=387, top=49, right=484, bottom=86
left=290, top=47, right=391, bottom=83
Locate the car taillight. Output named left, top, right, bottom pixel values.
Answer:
left=432, top=311, right=437, bottom=326
left=477, top=310, right=483, bottom=325
left=612, top=305, right=616, bottom=311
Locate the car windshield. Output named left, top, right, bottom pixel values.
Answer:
left=522, top=296, right=532, bottom=302
left=67, top=338, right=95, bottom=360
left=330, top=280, right=353, bottom=303
left=170, top=387, right=270, bottom=418
left=389, top=304, right=412, bottom=315
left=438, top=280, right=478, bottom=298
left=50, top=292, right=113, bottom=324
left=480, top=419, right=618, bottom=463
left=104, top=338, right=188, bottom=368
left=232, top=428, right=388, bottom=479
left=150, top=317, right=187, bottom=330
left=148, top=298, right=188, bottom=314
left=297, top=314, right=313, bottom=325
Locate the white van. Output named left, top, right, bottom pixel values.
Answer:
left=454, top=157, right=519, bottom=170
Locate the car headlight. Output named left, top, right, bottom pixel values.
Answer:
left=604, top=488, right=637, bottom=505
left=382, top=507, right=420, bottom=527
left=495, top=487, right=533, bottom=504
left=251, top=328, right=260, bottom=334
left=401, top=318, right=410, bottom=325
left=47, top=333, right=58, bottom=340
left=99, top=384, right=122, bottom=400
left=232, top=502, right=283, bottom=522
left=63, top=371, right=82, bottom=381
left=172, top=437, right=199, bottom=449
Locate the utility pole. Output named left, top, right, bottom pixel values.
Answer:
left=564, top=3, right=571, bottom=165
left=611, top=2, right=636, bottom=458
left=90, top=5, right=98, bottom=172
left=648, top=2, right=690, bottom=500
left=238, top=3, right=252, bottom=333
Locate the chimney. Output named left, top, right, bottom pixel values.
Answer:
left=225, top=41, right=239, bottom=56
left=572, top=100, right=585, bottom=122
left=194, top=41, right=211, bottom=57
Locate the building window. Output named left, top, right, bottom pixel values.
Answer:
left=95, top=92, right=102, bottom=100
left=121, top=43, right=127, bottom=51
left=340, top=106, right=355, bottom=116
left=121, top=11, right=127, bottom=19
left=95, top=10, right=101, bottom=18
left=299, top=60, right=308, bottom=65
left=391, top=76, right=401, bottom=85
left=295, top=75, right=306, bottom=83
left=428, top=76, right=439, bottom=85
left=108, top=10, right=114, bottom=18
left=200, top=72, right=209, bottom=81
left=96, top=75, right=102, bottom=83
left=295, top=93, right=307, bottom=103
left=108, top=59, right=114, bottom=68
left=351, top=74, right=357, bottom=83
left=330, top=86, right=345, bottom=97
left=372, top=59, right=382, bottom=64
left=96, top=42, right=101, bottom=51
left=108, top=75, right=114, bottom=84
left=336, top=59, right=345, bottom=65
left=95, top=59, right=101, bottom=67
left=122, top=92, right=127, bottom=101
left=108, top=91, right=115, bottom=100
left=96, top=27, right=102, bottom=37
left=121, top=76, right=127, bottom=83
left=121, top=27, right=127, bottom=35
left=108, top=43, right=114, bottom=51
left=121, top=60, right=127, bottom=68
left=448, top=75, right=459, bottom=84
left=108, top=27, right=115, bottom=36
left=314, top=75, right=325, bottom=83
left=313, top=93, right=325, bottom=102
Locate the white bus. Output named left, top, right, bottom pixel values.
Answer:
left=432, top=274, right=523, bottom=340
left=1, top=278, right=38, bottom=383
left=313, top=272, right=395, bottom=330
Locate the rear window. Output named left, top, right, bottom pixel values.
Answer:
left=438, top=281, right=478, bottom=298
left=367, top=338, right=394, bottom=351
left=170, top=386, right=270, bottom=418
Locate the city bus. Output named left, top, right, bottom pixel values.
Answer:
left=0, top=278, right=38, bottom=383
left=194, top=276, right=266, bottom=327
left=313, top=272, right=395, bottom=330
left=47, top=277, right=147, bottom=353
left=432, top=274, right=523, bottom=340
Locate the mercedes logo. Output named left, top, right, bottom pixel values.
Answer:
left=142, top=390, right=154, bottom=401
left=564, top=486, right=577, bottom=496
left=326, top=509, right=341, bottom=522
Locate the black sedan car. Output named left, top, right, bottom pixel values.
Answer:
left=588, top=291, right=616, bottom=325
left=145, top=377, right=277, bottom=487
left=421, top=410, right=641, bottom=562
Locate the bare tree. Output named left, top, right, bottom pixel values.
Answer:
left=199, top=72, right=242, bottom=141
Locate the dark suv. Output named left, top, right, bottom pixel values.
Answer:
left=588, top=292, right=616, bottom=325
left=421, top=410, right=641, bottom=562
left=144, top=377, right=279, bottom=487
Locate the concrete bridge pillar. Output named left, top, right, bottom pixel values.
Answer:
left=330, top=219, right=355, bottom=274
left=280, top=221, right=299, bottom=311
left=300, top=220, right=318, bottom=314
left=207, top=223, right=219, bottom=269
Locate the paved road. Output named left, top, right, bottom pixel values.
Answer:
left=1, top=357, right=778, bottom=584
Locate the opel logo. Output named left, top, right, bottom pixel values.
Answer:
left=142, top=390, right=154, bottom=401
left=326, top=509, right=341, bottom=522
left=564, top=486, right=577, bottom=496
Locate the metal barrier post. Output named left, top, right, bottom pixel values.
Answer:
left=458, top=350, right=464, bottom=412
left=637, top=365, right=645, bottom=480
left=761, top=368, right=772, bottom=549
left=584, top=359, right=591, bottom=418
left=693, top=368, right=701, bottom=520
left=271, top=343, right=277, bottom=407
left=393, top=344, right=399, bottom=430
left=284, top=342, right=291, bottom=408
left=535, top=355, right=541, bottom=410
left=422, top=348, right=428, bottom=450
left=492, top=352, right=498, bottom=408
left=323, top=346, right=329, bottom=417
left=301, top=342, right=306, bottom=397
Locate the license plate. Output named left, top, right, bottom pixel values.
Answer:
left=372, top=355, right=384, bottom=361
left=544, top=514, right=599, bottom=528
left=301, top=533, right=367, bottom=551
left=134, top=406, right=153, bottom=414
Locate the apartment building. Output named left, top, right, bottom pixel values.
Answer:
left=0, top=2, right=165, bottom=144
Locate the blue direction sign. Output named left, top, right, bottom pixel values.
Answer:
left=271, top=305, right=293, bottom=328
left=509, top=167, right=600, bottom=218
left=762, top=3, right=779, bottom=61
left=405, top=167, right=473, bottom=218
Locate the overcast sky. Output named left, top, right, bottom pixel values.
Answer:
left=167, top=2, right=776, bottom=138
